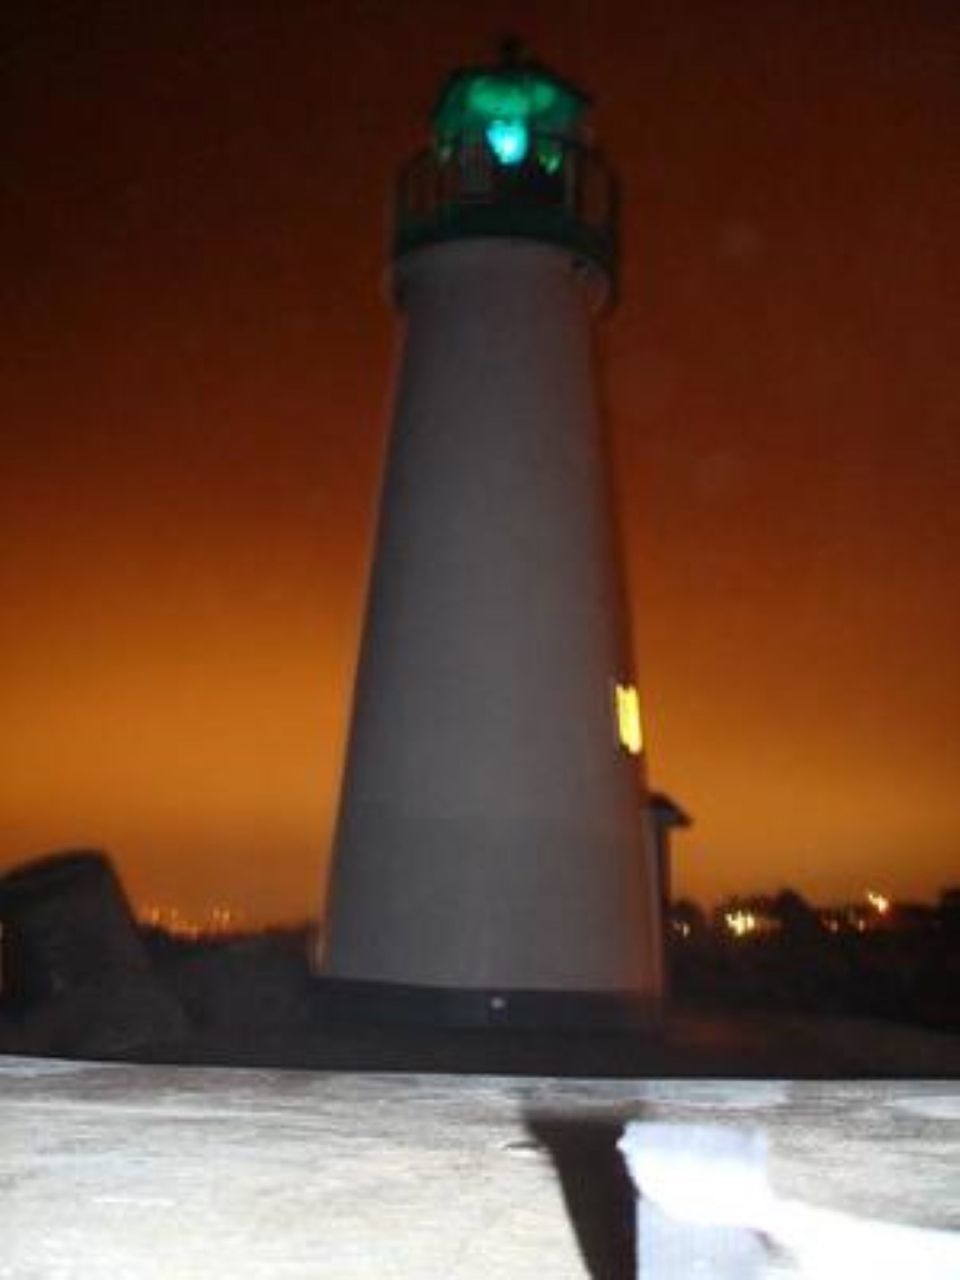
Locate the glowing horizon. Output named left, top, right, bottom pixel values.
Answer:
left=3, top=4, right=957, bottom=923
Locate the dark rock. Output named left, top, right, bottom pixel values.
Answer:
left=0, top=849, right=188, bottom=1057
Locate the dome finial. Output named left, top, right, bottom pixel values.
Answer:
left=498, top=34, right=526, bottom=67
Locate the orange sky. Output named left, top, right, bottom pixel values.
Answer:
left=3, top=1, right=958, bottom=920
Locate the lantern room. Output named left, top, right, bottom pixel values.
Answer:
left=394, top=52, right=618, bottom=279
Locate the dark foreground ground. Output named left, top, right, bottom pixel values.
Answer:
left=142, top=1008, right=960, bottom=1079
left=5, top=924, right=958, bottom=1278
left=3, top=927, right=957, bottom=1077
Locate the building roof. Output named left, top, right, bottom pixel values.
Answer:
left=648, top=792, right=693, bottom=829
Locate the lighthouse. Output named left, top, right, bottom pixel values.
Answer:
left=320, top=51, right=663, bottom=1026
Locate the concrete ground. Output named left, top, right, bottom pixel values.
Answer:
left=2, top=1057, right=957, bottom=1279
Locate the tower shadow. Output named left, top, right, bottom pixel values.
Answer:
left=525, top=1113, right=636, bottom=1280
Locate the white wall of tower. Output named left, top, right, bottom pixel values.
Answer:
left=323, top=237, right=662, bottom=998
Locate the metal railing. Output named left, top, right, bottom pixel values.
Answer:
left=394, top=133, right=618, bottom=273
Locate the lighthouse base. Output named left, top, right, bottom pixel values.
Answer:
left=315, top=976, right=661, bottom=1032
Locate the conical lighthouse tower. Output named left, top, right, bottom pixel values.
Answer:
left=321, top=51, right=663, bottom=1026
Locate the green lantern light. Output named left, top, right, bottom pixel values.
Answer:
left=536, top=138, right=564, bottom=174
left=432, top=63, right=587, bottom=156
left=486, top=118, right=529, bottom=165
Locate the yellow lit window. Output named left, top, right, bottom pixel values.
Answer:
left=615, top=682, right=644, bottom=756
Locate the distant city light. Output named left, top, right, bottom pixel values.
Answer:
left=865, top=890, right=891, bottom=915
left=138, top=903, right=245, bottom=939
left=725, top=909, right=758, bottom=938
left=615, top=682, right=644, bottom=755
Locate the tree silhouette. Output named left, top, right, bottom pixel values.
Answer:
left=773, top=889, right=823, bottom=940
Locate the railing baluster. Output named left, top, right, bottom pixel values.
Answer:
left=394, top=135, right=616, bottom=273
